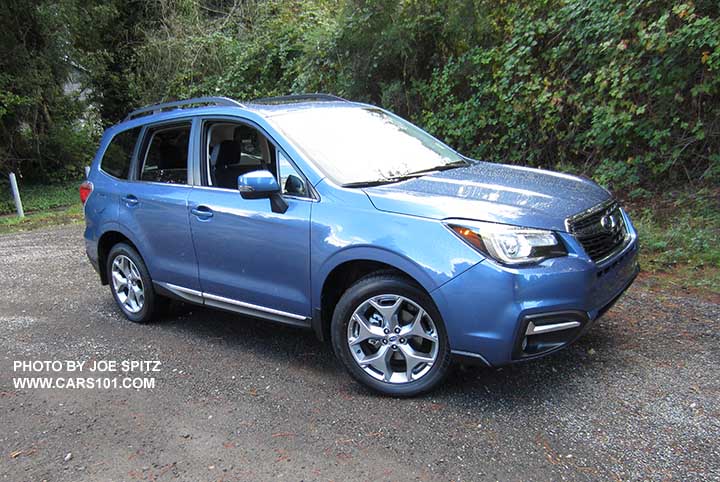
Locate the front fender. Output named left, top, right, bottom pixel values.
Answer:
left=309, top=184, right=484, bottom=314
left=313, top=246, right=440, bottom=308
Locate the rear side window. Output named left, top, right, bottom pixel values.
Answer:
left=101, top=127, right=140, bottom=179
left=140, top=124, right=191, bottom=184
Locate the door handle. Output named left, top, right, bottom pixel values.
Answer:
left=191, top=205, right=214, bottom=220
left=122, top=195, right=139, bottom=206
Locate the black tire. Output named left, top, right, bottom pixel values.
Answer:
left=331, top=271, right=451, bottom=397
left=106, top=243, right=165, bottom=323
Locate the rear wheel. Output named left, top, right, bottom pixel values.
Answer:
left=106, top=243, right=164, bottom=323
left=331, top=272, right=451, bottom=397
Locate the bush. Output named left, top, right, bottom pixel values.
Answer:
left=418, top=0, right=720, bottom=192
left=4, top=0, right=718, bottom=191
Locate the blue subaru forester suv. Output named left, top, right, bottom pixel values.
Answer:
left=82, top=94, right=639, bottom=396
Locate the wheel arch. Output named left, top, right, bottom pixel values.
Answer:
left=96, top=224, right=144, bottom=285
left=313, top=247, right=437, bottom=342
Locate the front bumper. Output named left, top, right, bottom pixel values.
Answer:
left=431, top=218, right=639, bottom=367
left=510, top=262, right=638, bottom=362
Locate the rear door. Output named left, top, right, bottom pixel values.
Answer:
left=117, top=120, right=200, bottom=292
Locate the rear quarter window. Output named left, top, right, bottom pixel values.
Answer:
left=101, top=127, right=141, bottom=179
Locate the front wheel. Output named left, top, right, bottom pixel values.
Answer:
left=331, top=272, right=451, bottom=397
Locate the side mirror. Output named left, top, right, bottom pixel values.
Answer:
left=237, top=170, right=288, bottom=214
left=238, top=170, right=280, bottom=199
left=284, top=174, right=307, bottom=196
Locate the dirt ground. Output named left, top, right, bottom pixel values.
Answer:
left=1, top=224, right=718, bottom=481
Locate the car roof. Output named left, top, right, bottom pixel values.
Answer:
left=110, top=94, right=367, bottom=134
left=245, top=99, right=363, bottom=115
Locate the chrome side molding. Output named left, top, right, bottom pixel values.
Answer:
left=160, top=282, right=204, bottom=304
left=155, top=281, right=310, bottom=327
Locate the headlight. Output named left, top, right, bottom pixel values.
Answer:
left=445, top=220, right=567, bottom=265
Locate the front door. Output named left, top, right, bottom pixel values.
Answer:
left=187, top=120, right=313, bottom=324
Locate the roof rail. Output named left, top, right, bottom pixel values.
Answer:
left=250, top=93, right=349, bottom=105
left=124, top=96, right=245, bottom=121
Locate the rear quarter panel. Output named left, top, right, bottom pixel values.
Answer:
left=84, top=132, right=123, bottom=266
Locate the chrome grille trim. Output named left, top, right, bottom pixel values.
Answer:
left=564, top=198, right=616, bottom=233
left=566, top=199, right=630, bottom=265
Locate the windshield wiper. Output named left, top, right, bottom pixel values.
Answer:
left=402, top=160, right=469, bottom=177
left=342, top=160, right=470, bottom=188
left=342, top=174, right=425, bottom=188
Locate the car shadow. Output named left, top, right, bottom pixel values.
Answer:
left=158, top=303, right=335, bottom=372
left=152, top=301, right=624, bottom=406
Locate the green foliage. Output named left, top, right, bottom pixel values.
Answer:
left=0, top=0, right=100, bottom=183
left=0, top=203, right=83, bottom=233
left=1, top=0, right=719, bottom=190
left=420, top=0, right=720, bottom=191
left=0, top=179, right=82, bottom=215
left=632, top=188, right=720, bottom=269
left=631, top=188, right=720, bottom=292
left=121, top=0, right=718, bottom=192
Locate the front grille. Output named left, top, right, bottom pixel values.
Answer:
left=566, top=201, right=629, bottom=264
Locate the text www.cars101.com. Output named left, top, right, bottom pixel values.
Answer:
left=13, top=376, right=156, bottom=389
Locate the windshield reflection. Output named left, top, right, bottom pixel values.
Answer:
left=271, top=107, right=466, bottom=185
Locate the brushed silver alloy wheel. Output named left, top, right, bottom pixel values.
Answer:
left=347, top=294, right=439, bottom=384
left=111, top=254, right=145, bottom=314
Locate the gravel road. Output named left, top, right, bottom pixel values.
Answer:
left=1, top=224, right=718, bottom=481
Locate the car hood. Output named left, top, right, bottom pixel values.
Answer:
left=362, top=161, right=611, bottom=232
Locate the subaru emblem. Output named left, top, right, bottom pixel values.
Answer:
left=600, top=214, right=617, bottom=231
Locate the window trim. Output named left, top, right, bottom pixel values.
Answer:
left=277, top=150, right=311, bottom=199
left=132, top=119, right=194, bottom=186
left=199, top=116, right=318, bottom=202
left=98, top=126, right=142, bottom=181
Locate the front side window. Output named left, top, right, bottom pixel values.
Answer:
left=206, top=122, right=274, bottom=190
left=140, top=124, right=191, bottom=184
left=204, top=121, right=311, bottom=198
left=101, top=127, right=141, bottom=179
left=270, top=107, right=467, bottom=186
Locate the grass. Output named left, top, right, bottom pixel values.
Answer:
left=0, top=203, right=84, bottom=234
left=0, top=179, right=82, bottom=215
left=626, top=187, right=720, bottom=295
left=0, top=179, right=84, bottom=234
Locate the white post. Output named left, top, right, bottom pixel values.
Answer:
left=84, top=166, right=90, bottom=178
left=9, top=172, right=24, bottom=218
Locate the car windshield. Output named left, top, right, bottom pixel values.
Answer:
left=270, top=106, right=466, bottom=185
